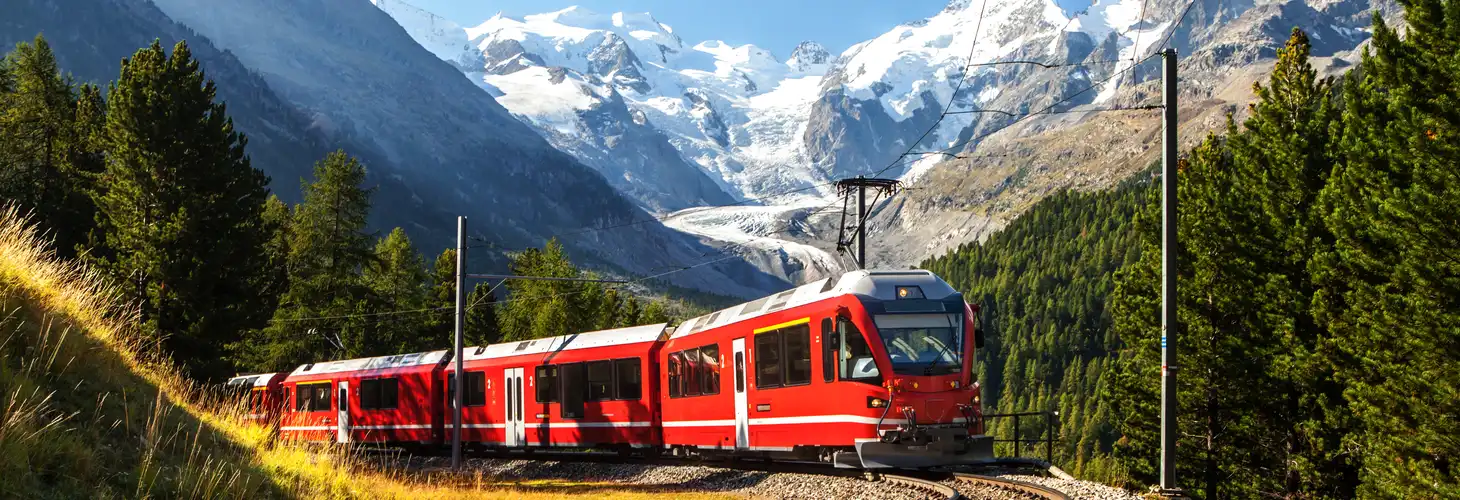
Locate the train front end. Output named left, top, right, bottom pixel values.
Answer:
left=835, top=270, right=994, bottom=469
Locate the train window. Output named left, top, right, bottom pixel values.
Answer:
left=293, top=386, right=306, bottom=412
left=446, top=372, right=487, bottom=408
left=360, top=378, right=399, bottom=410
left=839, top=317, right=881, bottom=384
left=684, top=348, right=702, bottom=397
left=587, top=360, right=614, bottom=401
left=360, top=379, right=379, bottom=409
left=536, top=365, right=559, bottom=403
left=467, top=372, right=486, bottom=407
left=668, top=354, right=683, bottom=398
left=820, top=318, right=835, bottom=383
left=615, top=358, right=642, bottom=400
left=446, top=374, right=455, bottom=408
left=381, top=378, right=398, bottom=409
left=755, top=332, right=783, bottom=388
left=784, top=324, right=812, bottom=386
left=734, top=352, right=745, bottom=392
left=308, top=385, right=331, bottom=412
left=560, top=363, right=586, bottom=419
left=699, top=344, right=720, bottom=395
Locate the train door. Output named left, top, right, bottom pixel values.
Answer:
left=504, top=368, right=525, bottom=446
left=732, top=338, right=749, bottom=450
left=337, top=381, right=350, bottom=444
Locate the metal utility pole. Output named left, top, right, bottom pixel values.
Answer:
left=451, top=216, right=466, bottom=468
left=857, top=178, right=866, bottom=267
left=834, top=176, right=901, bottom=269
left=1159, top=48, right=1182, bottom=496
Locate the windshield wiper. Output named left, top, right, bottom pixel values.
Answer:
left=921, top=315, right=961, bottom=375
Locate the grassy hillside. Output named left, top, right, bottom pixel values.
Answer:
left=0, top=207, right=717, bottom=499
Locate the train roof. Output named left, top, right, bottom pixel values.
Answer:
left=463, top=323, right=669, bottom=362
left=670, top=270, right=958, bottom=340
left=226, top=372, right=281, bottom=387
left=289, top=350, right=449, bottom=377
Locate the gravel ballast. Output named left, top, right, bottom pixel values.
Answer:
left=994, top=473, right=1144, bottom=500
left=390, top=454, right=1142, bottom=499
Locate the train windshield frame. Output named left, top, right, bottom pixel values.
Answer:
left=871, top=313, right=964, bottom=376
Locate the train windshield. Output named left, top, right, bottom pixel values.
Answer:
left=872, top=313, right=964, bottom=376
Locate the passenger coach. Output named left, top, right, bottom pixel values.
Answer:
left=278, top=350, right=449, bottom=444
left=452, top=323, right=665, bottom=450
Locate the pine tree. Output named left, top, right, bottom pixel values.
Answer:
left=464, top=281, right=500, bottom=346
left=358, top=228, right=430, bottom=356
left=0, top=35, right=100, bottom=258
left=256, top=195, right=292, bottom=307
left=91, top=40, right=271, bottom=379
left=237, top=150, right=373, bottom=371
left=1316, top=0, right=1460, bottom=494
left=1228, top=29, right=1353, bottom=496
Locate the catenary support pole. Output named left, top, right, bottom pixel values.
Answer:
left=1159, top=48, right=1180, bottom=494
left=857, top=175, right=867, bottom=269
left=452, top=216, right=466, bottom=468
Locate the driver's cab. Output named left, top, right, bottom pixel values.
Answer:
left=834, top=270, right=985, bottom=428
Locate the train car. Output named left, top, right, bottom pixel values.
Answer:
left=451, top=324, right=667, bottom=450
left=659, top=270, right=993, bottom=468
left=225, top=372, right=284, bottom=427
left=279, top=350, right=449, bottom=444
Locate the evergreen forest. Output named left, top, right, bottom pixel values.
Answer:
left=0, top=35, right=674, bottom=381
left=922, top=1, right=1458, bottom=496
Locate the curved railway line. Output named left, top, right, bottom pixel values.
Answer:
left=378, top=446, right=1077, bottom=499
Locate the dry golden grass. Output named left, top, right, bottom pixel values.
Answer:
left=0, top=206, right=723, bottom=499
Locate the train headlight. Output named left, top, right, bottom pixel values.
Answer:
left=868, top=396, right=888, bottom=408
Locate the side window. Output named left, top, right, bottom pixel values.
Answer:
left=615, top=358, right=642, bottom=400
left=446, top=373, right=456, bottom=409
left=734, top=352, right=745, bottom=392
left=820, top=318, right=835, bottom=383
left=294, top=386, right=307, bottom=412
left=668, top=354, right=683, bottom=398
left=587, top=360, right=614, bottom=401
left=700, top=344, right=720, bottom=395
left=784, top=324, right=812, bottom=386
left=380, top=378, right=399, bottom=409
left=467, top=372, right=486, bottom=407
left=755, top=332, right=782, bottom=389
left=360, top=379, right=379, bottom=409
left=536, top=365, right=559, bottom=403
left=560, top=363, right=586, bottom=419
left=684, top=348, right=702, bottom=397
left=306, top=383, right=331, bottom=412
left=839, top=317, right=881, bottom=384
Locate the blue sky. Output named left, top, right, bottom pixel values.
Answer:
left=405, top=0, right=951, bottom=55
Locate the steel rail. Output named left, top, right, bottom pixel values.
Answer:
left=951, top=472, right=1069, bottom=500
left=881, top=473, right=962, bottom=499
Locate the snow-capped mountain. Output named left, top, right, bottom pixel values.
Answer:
left=374, top=0, right=1391, bottom=276
left=143, top=0, right=791, bottom=298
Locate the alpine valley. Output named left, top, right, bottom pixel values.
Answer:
left=372, top=0, right=1397, bottom=282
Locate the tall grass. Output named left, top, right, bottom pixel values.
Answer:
left=0, top=207, right=724, bottom=499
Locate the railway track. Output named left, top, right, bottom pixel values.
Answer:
left=882, top=473, right=963, bottom=498
left=375, top=446, right=1074, bottom=499
left=872, top=470, right=1070, bottom=500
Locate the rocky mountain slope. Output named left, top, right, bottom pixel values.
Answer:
left=381, top=0, right=1395, bottom=275
left=6, top=0, right=789, bottom=298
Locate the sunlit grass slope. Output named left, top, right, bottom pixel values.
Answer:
left=0, top=207, right=725, bottom=499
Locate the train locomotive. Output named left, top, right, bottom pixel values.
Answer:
left=228, top=270, right=995, bottom=469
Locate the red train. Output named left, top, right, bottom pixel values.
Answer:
left=228, top=270, right=994, bottom=468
